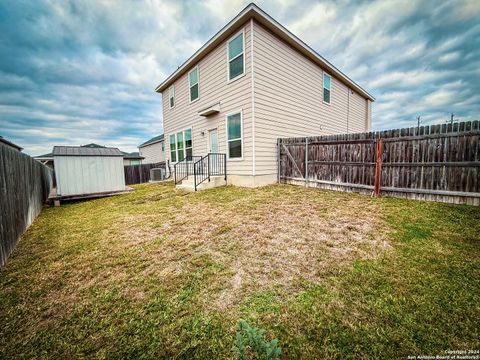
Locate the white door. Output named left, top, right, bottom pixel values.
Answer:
left=209, top=129, right=218, bottom=153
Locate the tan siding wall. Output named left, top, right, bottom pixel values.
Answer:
left=253, top=21, right=370, bottom=176
left=162, top=22, right=253, bottom=175
left=138, top=141, right=165, bottom=164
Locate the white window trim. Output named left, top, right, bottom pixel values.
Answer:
left=188, top=66, right=200, bottom=103
left=227, top=29, right=246, bottom=83
left=168, top=86, right=175, bottom=109
left=323, top=72, right=332, bottom=105
left=169, top=127, right=193, bottom=163
left=225, top=110, right=243, bottom=161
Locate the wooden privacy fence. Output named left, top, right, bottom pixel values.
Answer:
left=124, top=162, right=166, bottom=185
left=278, top=120, right=480, bottom=205
left=0, top=144, right=53, bottom=267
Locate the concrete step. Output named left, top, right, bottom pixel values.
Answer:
left=176, top=176, right=226, bottom=192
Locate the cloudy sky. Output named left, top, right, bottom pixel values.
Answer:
left=1, top=0, right=479, bottom=155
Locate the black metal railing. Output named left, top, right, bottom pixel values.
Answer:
left=193, top=153, right=227, bottom=191
left=174, top=155, right=202, bottom=184
left=174, top=153, right=227, bottom=190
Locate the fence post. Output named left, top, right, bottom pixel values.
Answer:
left=194, top=162, right=197, bottom=191
left=277, top=138, right=281, bottom=183
left=374, top=139, right=383, bottom=196
left=305, top=137, right=308, bottom=187
left=224, top=153, right=227, bottom=181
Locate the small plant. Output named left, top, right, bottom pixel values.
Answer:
left=233, top=319, right=281, bottom=360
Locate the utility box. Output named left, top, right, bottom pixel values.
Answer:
left=150, top=168, right=165, bottom=182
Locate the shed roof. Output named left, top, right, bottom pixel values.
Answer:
left=138, top=134, right=164, bottom=148
left=53, top=146, right=123, bottom=157
left=154, top=3, right=374, bottom=101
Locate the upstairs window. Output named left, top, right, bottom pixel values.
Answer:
left=226, top=112, right=242, bottom=159
left=323, top=73, right=331, bottom=104
left=168, top=86, right=175, bottom=108
left=189, top=67, right=199, bottom=102
left=228, top=32, right=244, bottom=81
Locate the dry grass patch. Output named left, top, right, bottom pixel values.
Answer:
left=128, top=184, right=392, bottom=310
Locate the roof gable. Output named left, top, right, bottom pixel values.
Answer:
left=81, top=143, right=106, bottom=148
left=155, top=3, right=374, bottom=101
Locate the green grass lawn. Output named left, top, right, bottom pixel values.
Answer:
left=1, top=182, right=479, bottom=359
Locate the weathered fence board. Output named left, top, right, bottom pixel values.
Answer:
left=279, top=120, right=480, bottom=205
left=124, top=162, right=166, bottom=185
left=0, top=144, right=52, bottom=266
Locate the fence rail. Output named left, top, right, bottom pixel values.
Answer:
left=278, top=120, right=480, bottom=205
left=124, top=162, right=166, bottom=185
left=0, top=144, right=53, bottom=266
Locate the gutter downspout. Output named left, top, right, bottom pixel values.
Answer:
left=251, top=18, right=256, bottom=177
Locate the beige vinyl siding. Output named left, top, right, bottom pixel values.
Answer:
left=348, top=90, right=369, bottom=133
left=253, top=21, right=370, bottom=176
left=138, top=141, right=165, bottom=164
left=162, top=23, right=253, bottom=176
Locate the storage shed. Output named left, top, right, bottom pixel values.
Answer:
left=53, top=145, right=126, bottom=197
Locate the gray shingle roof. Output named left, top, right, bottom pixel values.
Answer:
left=121, top=151, right=144, bottom=159
left=53, top=146, right=123, bottom=157
left=138, top=134, right=164, bottom=148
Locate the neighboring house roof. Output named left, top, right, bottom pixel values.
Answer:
left=138, top=134, right=164, bottom=148
left=122, top=151, right=145, bottom=160
left=34, top=152, right=53, bottom=160
left=81, top=143, right=106, bottom=148
left=0, top=136, right=23, bottom=151
left=53, top=146, right=124, bottom=157
left=154, top=3, right=375, bottom=101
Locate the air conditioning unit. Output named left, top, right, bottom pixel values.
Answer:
left=150, top=168, right=165, bottom=182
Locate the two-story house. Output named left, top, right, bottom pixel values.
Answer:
left=155, top=3, right=375, bottom=188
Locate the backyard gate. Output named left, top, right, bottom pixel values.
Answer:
left=278, top=121, right=480, bottom=205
